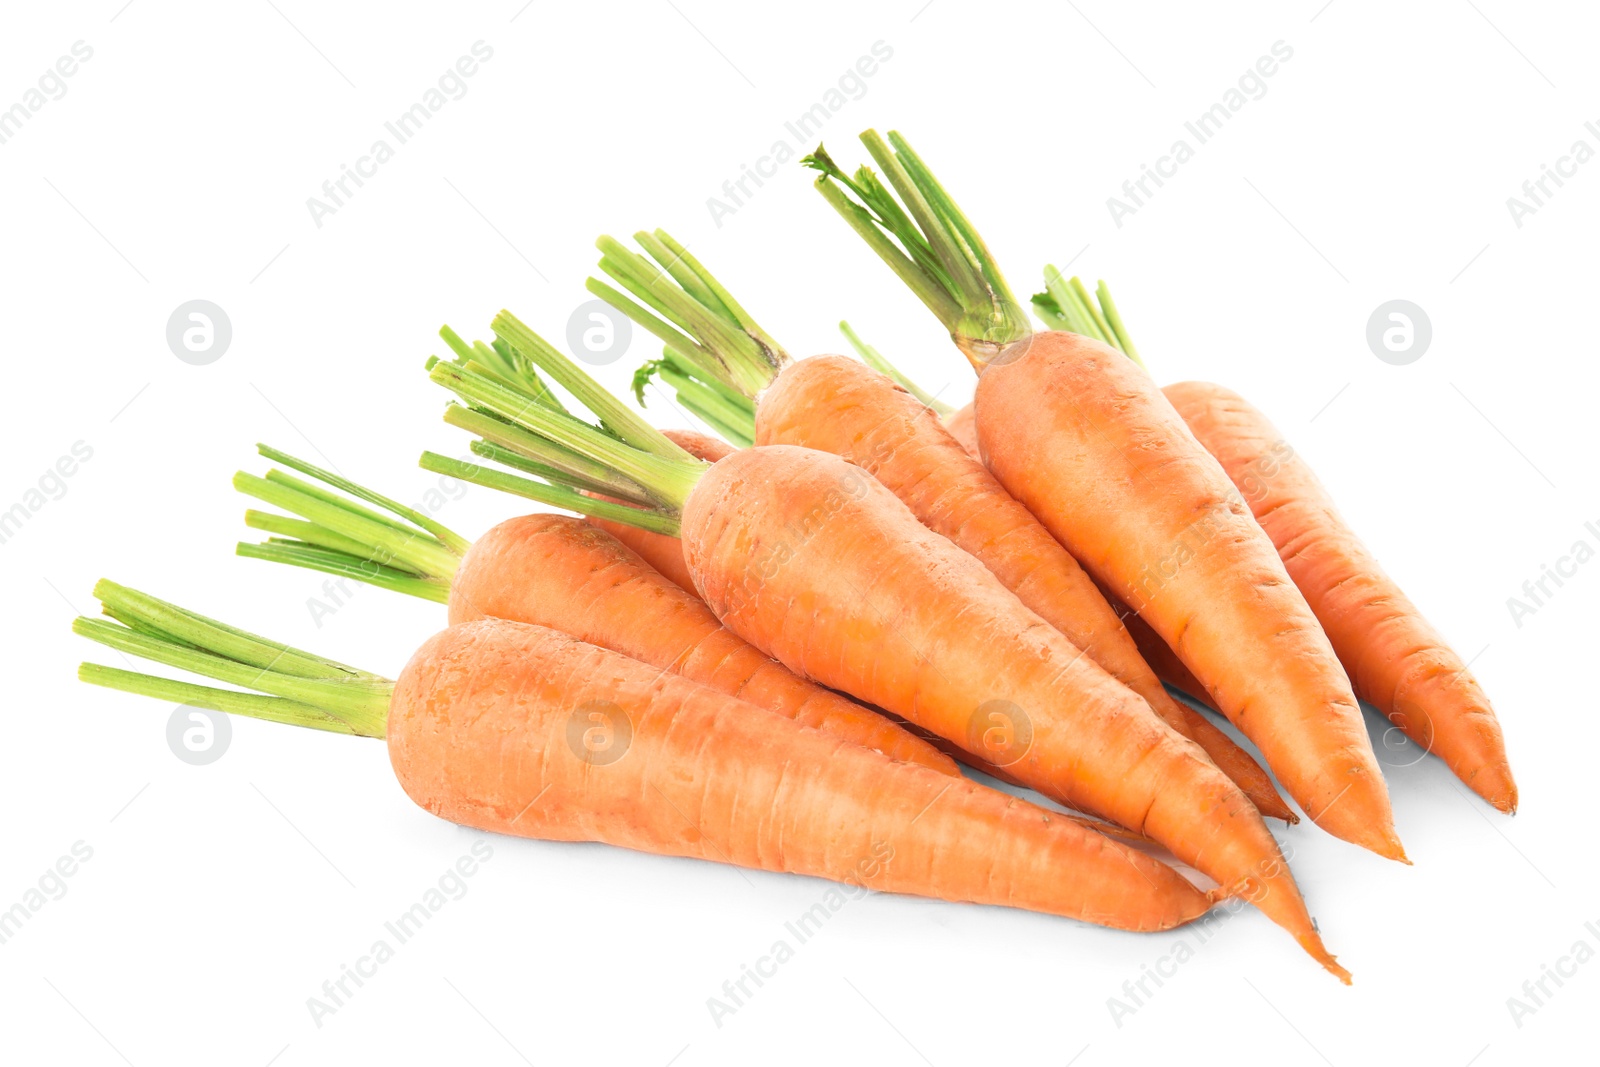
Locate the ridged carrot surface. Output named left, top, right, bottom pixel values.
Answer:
left=757, top=356, right=1291, bottom=820
left=1164, top=380, right=1515, bottom=812
left=389, top=619, right=1216, bottom=931
left=976, top=332, right=1400, bottom=863
left=679, top=443, right=1345, bottom=978
left=449, top=512, right=957, bottom=776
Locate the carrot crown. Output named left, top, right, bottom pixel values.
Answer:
left=419, top=311, right=710, bottom=536
left=806, top=130, right=1032, bottom=368
left=235, top=444, right=467, bottom=602
left=75, top=580, right=392, bottom=738
left=587, top=230, right=786, bottom=408
left=830, top=280, right=1148, bottom=412
left=1030, top=270, right=1145, bottom=368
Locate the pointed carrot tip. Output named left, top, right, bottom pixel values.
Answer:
left=1368, top=827, right=1409, bottom=864
left=1497, top=786, right=1519, bottom=816
left=1466, top=765, right=1518, bottom=814
left=1252, top=795, right=1299, bottom=824
left=1298, top=933, right=1352, bottom=984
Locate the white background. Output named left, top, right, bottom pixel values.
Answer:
left=2, top=1, right=1594, bottom=1063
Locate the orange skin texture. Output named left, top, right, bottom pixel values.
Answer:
left=1114, top=591, right=1211, bottom=701
left=875, top=708, right=1158, bottom=848
left=760, top=358, right=1292, bottom=822
left=448, top=512, right=956, bottom=776
left=951, top=399, right=1223, bottom=699
left=591, top=429, right=733, bottom=594
left=681, top=444, right=1344, bottom=978
left=943, top=401, right=980, bottom=457
left=1164, top=381, right=1516, bottom=813
left=388, top=619, right=1216, bottom=932
left=976, top=331, right=1400, bottom=865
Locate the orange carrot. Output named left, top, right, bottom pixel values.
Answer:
left=941, top=396, right=1292, bottom=820
left=810, top=129, right=1398, bottom=864
left=1111, top=584, right=1212, bottom=700
left=1164, top=381, right=1516, bottom=812
left=233, top=445, right=954, bottom=775
left=451, top=513, right=957, bottom=774
left=590, top=429, right=733, bottom=593
left=582, top=427, right=1176, bottom=822
left=1027, top=271, right=1508, bottom=810
left=420, top=331, right=1349, bottom=979
left=75, top=584, right=1216, bottom=932
left=943, top=401, right=980, bottom=458
left=589, top=234, right=1292, bottom=822
left=762, top=356, right=1294, bottom=824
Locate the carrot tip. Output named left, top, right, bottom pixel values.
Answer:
left=1299, top=935, right=1353, bottom=984
left=1388, top=835, right=1412, bottom=865
left=1362, top=827, right=1410, bottom=864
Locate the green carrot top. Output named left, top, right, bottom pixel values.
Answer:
left=75, top=580, right=391, bottom=738
left=806, top=130, right=1032, bottom=367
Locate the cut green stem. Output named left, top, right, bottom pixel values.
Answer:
left=236, top=541, right=453, bottom=603
left=838, top=321, right=953, bottom=415
left=257, top=444, right=470, bottom=555
left=424, top=311, right=712, bottom=531
left=234, top=471, right=461, bottom=582
left=429, top=359, right=703, bottom=510
left=439, top=324, right=570, bottom=415
left=488, top=310, right=693, bottom=462
left=1032, top=270, right=1146, bottom=369
left=235, top=444, right=467, bottom=602
left=75, top=581, right=391, bottom=737
left=419, top=452, right=683, bottom=536
left=630, top=350, right=758, bottom=448
left=1095, top=281, right=1143, bottom=367
left=590, top=230, right=787, bottom=400
left=443, top=403, right=657, bottom=504
left=79, top=664, right=362, bottom=735
left=654, top=361, right=757, bottom=445
left=807, top=130, right=1032, bottom=367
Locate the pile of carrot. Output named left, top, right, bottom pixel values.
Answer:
left=72, top=127, right=1512, bottom=987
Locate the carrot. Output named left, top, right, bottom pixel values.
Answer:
left=589, top=233, right=1293, bottom=823
left=1110, top=586, right=1211, bottom=700
left=74, top=582, right=1216, bottom=932
left=810, top=129, right=1399, bottom=865
left=943, top=401, right=979, bottom=458
left=233, top=444, right=954, bottom=775
left=417, top=314, right=1347, bottom=979
left=831, top=325, right=1296, bottom=824
left=582, top=426, right=1157, bottom=816
left=589, top=428, right=733, bottom=593
left=1163, top=381, right=1517, bottom=813
left=1033, top=270, right=1512, bottom=809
